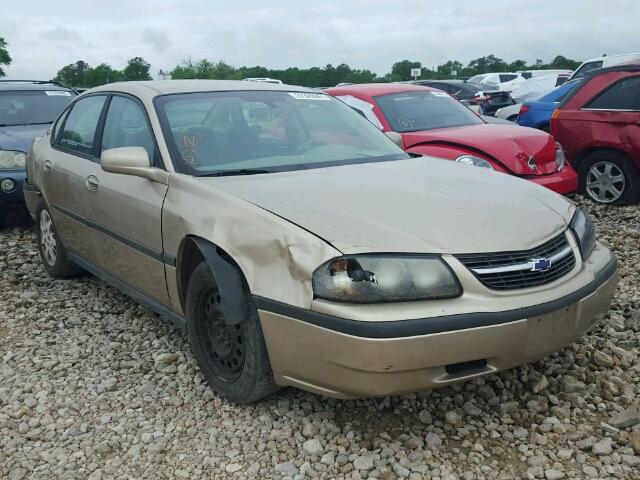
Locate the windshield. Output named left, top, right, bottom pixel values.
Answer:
left=0, top=90, right=75, bottom=126
left=155, top=90, right=407, bottom=175
left=375, top=91, right=484, bottom=133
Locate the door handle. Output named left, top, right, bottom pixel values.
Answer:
left=43, top=160, right=53, bottom=172
left=85, top=175, right=99, bottom=191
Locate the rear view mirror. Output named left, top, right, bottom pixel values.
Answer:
left=385, top=131, right=404, bottom=149
left=101, top=147, right=167, bottom=183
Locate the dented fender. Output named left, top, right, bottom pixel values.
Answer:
left=162, top=174, right=342, bottom=313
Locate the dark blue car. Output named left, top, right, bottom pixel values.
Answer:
left=0, top=81, right=76, bottom=225
left=516, top=79, right=580, bottom=131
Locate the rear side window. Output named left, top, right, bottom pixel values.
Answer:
left=101, top=96, right=156, bottom=162
left=585, top=77, right=640, bottom=110
left=59, top=96, right=107, bottom=155
left=499, top=74, right=518, bottom=82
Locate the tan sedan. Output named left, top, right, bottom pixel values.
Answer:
left=24, top=81, right=618, bottom=403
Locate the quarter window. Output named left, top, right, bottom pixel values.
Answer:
left=585, top=77, right=640, bottom=110
left=59, top=95, right=107, bottom=156
left=499, top=74, right=518, bottom=82
left=101, top=96, right=156, bottom=161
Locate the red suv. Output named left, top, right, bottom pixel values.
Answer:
left=551, top=64, right=640, bottom=204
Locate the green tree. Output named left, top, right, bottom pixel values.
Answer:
left=390, top=60, right=422, bottom=81
left=83, top=63, right=123, bottom=87
left=123, top=57, right=152, bottom=81
left=0, top=37, right=11, bottom=77
left=549, top=55, right=581, bottom=70
left=468, top=55, right=507, bottom=74
left=55, top=60, right=91, bottom=87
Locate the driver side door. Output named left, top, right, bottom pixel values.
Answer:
left=85, top=94, right=171, bottom=306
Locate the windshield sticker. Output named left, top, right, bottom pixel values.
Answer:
left=431, top=91, right=448, bottom=97
left=45, top=91, right=72, bottom=96
left=288, top=92, right=331, bottom=101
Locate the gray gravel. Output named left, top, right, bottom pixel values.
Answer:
left=1, top=197, right=639, bottom=480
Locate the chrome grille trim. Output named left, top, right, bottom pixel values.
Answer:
left=471, top=245, right=573, bottom=275
left=456, top=233, right=576, bottom=290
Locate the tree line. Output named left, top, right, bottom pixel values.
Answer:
left=0, top=36, right=584, bottom=87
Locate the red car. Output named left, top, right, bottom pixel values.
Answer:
left=551, top=63, right=640, bottom=204
left=325, top=83, right=577, bottom=195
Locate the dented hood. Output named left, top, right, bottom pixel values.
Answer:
left=202, top=158, right=574, bottom=254
left=402, top=124, right=558, bottom=175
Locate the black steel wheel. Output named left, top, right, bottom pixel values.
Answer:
left=186, top=261, right=278, bottom=403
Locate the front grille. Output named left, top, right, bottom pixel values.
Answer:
left=456, top=232, right=576, bottom=290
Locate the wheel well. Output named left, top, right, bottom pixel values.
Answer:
left=507, top=114, right=518, bottom=122
left=176, top=237, right=249, bottom=314
left=575, top=147, right=633, bottom=171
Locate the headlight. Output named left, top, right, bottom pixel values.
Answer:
left=0, top=150, right=27, bottom=170
left=313, top=255, right=462, bottom=303
left=555, top=143, right=566, bottom=171
left=455, top=155, right=494, bottom=170
left=570, top=209, right=596, bottom=260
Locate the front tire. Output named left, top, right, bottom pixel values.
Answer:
left=579, top=151, right=639, bottom=205
left=186, top=261, right=278, bottom=404
left=35, top=205, right=83, bottom=278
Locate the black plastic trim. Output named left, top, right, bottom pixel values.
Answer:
left=68, top=252, right=185, bottom=330
left=254, top=255, right=617, bottom=339
left=53, top=204, right=176, bottom=267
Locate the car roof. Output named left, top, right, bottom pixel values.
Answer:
left=87, top=80, right=318, bottom=101
left=325, top=83, right=435, bottom=97
left=0, top=80, right=75, bottom=92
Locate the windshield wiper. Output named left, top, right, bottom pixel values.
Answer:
left=199, top=168, right=274, bottom=177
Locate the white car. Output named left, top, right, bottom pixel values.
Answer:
left=517, top=69, right=572, bottom=79
left=569, top=52, right=640, bottom=80
left=509, top=74, right=567, bottom=103
left=495, top=103, right=522, bottom=122
left=467, top=72, right=525, bottom=92
left=243, top=77, right=283, bottom=84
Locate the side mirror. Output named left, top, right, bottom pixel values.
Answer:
left=385, top=131, right=404, bottom=149
left=101, top=147, right=167, bottom=183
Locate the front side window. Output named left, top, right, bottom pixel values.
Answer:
left=573, top=61, right=603, bottom=79
left=585, top=77, right=640, bottom=110
left=375, top=91, right=483, bottom=133
left=101, top=96, right=156, bottom=161
left=156, top=91, right=406, bottom=175
left=59, top=95, right=107, bottom=155
left=0, top=90, right=75, bottom=127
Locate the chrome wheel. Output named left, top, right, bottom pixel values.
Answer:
left=586, top=161, right=626, bottom=203
left=40, top=209, right=57, bottom=266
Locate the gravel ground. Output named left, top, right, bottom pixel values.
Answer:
left=1, top=198, right=639, bottom=480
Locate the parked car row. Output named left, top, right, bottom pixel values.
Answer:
left=0, top=80, right=77, bottom=225
left=22, top=80, right=618, bottom=403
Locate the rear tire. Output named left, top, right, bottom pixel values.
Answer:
left=186, top=261, right=278, bottom=404
left=578, top=151, right=640, bottom=205
left=35, top=205, right=83, bottom=278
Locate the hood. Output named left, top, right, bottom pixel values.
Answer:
left=401, top=124, right=558, bottom=176
left=0, top=124, right=50, bottom=153
left=202, top=158, right=574, bottom=254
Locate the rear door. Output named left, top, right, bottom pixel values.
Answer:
left=86, top=94, right=171, bottom=305
left=44, top=94, right=108, bottom=263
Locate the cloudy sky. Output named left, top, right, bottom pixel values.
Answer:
left=1, top=0, right=638, bottom=79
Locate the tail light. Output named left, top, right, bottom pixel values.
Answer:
left=519, top=104, right=531, bottom=116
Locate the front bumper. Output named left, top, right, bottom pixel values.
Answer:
left=257, top=255, right=617, bottom=399
left=526, top=165, right=578, bottom=196
left=0, top=169, right=26, bottom=209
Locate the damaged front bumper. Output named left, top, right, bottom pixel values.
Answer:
left=526, top=166, right=578, bottom=196
left=256, top=251, right=617, bottom=399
